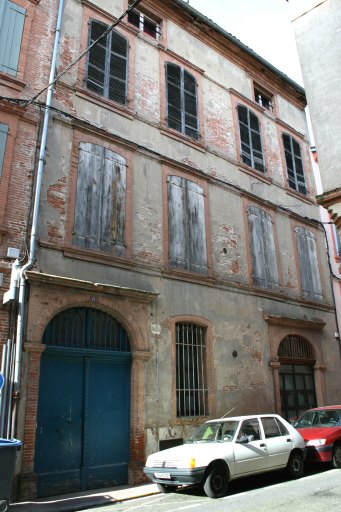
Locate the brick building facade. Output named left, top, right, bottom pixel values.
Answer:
left=1, top=0, right=341, bottom=501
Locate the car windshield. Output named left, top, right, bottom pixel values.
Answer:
left=295, top=409, right=341, bottom=428
left=187, top=421, right=239, bottom=443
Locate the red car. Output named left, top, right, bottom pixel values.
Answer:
left=295, top=406, right=341, bottom=468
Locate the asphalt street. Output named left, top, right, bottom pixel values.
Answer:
left=82, top=467, right=341, bottom=512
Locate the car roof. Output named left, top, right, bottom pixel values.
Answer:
left=304, top=405, right=341, bottom=412
left=206, top=414, right=285, bottom=423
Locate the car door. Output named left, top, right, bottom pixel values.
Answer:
left=233, top=418, right=268, bottom=475
left=260, top=416, right=293, bottom=468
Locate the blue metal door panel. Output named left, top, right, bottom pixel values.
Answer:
left=35, top=349, right=131, bottom=497
left=34, top=354, right=83, bottom=497
left=85, top=358, right=131, bottom=489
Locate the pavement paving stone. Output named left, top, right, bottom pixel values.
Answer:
left=8, top=483, right=160, bottom=512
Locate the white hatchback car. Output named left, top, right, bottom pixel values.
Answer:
left=144, top=414, right=306, bottom=498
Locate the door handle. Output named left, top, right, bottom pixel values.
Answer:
left=260, top=443, right=266, bottom=447
left=286, top=438, right=292, bottom=442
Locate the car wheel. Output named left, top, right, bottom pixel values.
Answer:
left=156, top=483, right=178, bottom=493
left=203, top=464, right=229, bottom=498
left=332, top=443, right=341, bottom=468
left=286, top=451, right=304, bottom=479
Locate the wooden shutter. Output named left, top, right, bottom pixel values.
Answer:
left=0, top=0, right=26, bottom=76
left=168, top=176, right=207, bottom=274
left=101, top=149, right=126, bottom=255
left=168, top=175, right=187, bottom=269
left=295, top=227, right=323, bottom=301
left=183, top=70, right=198, bottom=139
left=73, top=143, right=126, bottom=254
left=73, top=143, right=103, bottom=250
left=166, top=64, right=182, bottom=133
left=0, top=123, right=9, bottom=177
left=247, top=207, right=279, bottom=290
left=109, top=30, right=128, bottom=105
left=187, top=180, right=207, bottom=273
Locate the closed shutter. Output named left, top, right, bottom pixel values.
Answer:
left=86, top=21, right=128, bottom=105
left=73, top=143, right=103, bottom=250
left=101, top=149, right=126, bottom=254
left=0, top=0, right=26, bottom=76
left=168, top=176, right=207, bottom=274
left=248, top=206, right=279, bottom=290
left=295, top=227, right=323, bottom=301
left=73, top=143, right=126, bottom=254
left=237, top=105, right=264, bottom=172
left=187, top=180, right=207, bottom=272
left=0, top=123, right=9, bottom=177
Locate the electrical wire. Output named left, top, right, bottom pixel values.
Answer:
left=25, top=0, right=143, bottom=107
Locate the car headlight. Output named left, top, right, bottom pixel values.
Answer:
left=306, top=439, right=326, bottom=446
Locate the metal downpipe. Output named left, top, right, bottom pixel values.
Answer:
left=11, top=0, right=65, bottom=437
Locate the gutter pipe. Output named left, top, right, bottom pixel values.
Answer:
left=11, top=0, right=64, bottom=437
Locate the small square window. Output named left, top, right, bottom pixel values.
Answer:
left=254, top=86, right=274, bottom=112
left=128, top=7, right=161, bottom=40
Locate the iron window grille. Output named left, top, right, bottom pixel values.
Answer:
left=176, top=323, right=208, bottom=417
left=282, top=133, right=307, bottom=194
left=128, top=7, right=161, bottom=40
left=86, top=20, right=128, bottom=105
left=166, top=63, right=199, bottom=140
left=237, top=104, right=265, bottom=172
left=43, top=307, right=131, bottom=352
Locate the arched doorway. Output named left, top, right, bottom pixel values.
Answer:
left=278, top=335, right=317, bottom=422
left=34, top=307, right=131, bottom=497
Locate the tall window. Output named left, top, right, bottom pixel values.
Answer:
left=0, top=0, right=26, bottom=76
left=0, top=123, right=8, bottom=177
left=167, top=176, right=207, bottom=274
left=278, top=335, right=316, bottom=422
left=73, top=142, right=126, bottom=255
left=176, top=323, right=208, bottom=417
left=86, top=21, right=128, bottom=105
left=247, top=206, right=279, bottom=290
left=294, top=227, right=323, bottom=302
left=282, top=133, right=307, bottom=194
left=165, top=63, right=199, bottom=139
left=237, top=104, right=264, bottom=172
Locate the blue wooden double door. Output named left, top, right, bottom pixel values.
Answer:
left=34, top=308, right=132, bottom=497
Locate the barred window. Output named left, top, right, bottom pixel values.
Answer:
left=86, top=20, right=128, bottom=105
left=176, top=323, right=208, bottom=417
left=237, top=104, right=265, bottom=172
left=166, top=63, right=199, bottom=140
left=282, top=133, right=307, bottom=194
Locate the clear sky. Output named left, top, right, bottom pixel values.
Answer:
left=187, top=0, right=303, bottom=86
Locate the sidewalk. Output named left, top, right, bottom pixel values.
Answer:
left=9, top=483, right=160, bottom=512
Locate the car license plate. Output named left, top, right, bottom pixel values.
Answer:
left=154, top=472, right=171, bottom=479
